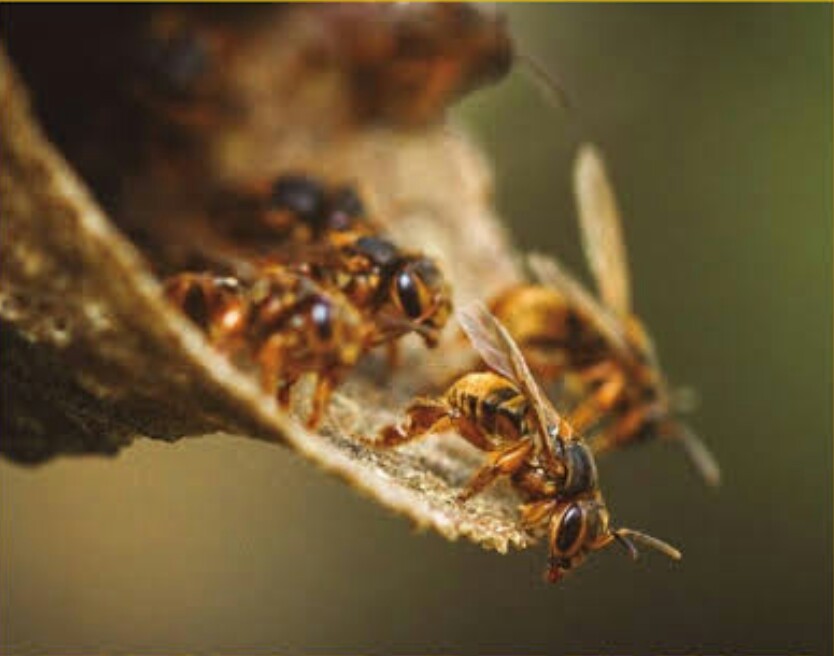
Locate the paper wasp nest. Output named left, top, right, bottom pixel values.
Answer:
left=0, top=6, right=531, bottom=552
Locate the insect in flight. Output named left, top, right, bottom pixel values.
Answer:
left=489, top=145, right=720, bottom=486
left=378, top=302, right=681, bottom=582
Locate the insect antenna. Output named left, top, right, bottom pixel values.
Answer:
left=614, top=528, right=682, bottom=562
left=668, top=422, right=721, bottom=488
left=612, top=531, right=640, bottom=561
left=516, top=51, right=573, bottom=113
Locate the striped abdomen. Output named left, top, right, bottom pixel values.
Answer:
left=446, top=372, right=530, bottom=449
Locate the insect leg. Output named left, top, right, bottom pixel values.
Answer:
left=306, top=374, right=335, bottom=429
left=589, top=403, right=649, bottom=454
left=376, top=398, right=452, bottom=447
left=256, top=332, right=288, bottom=394
left=458, top=437, right=533, bottom=502
left=519, top=498, right=558, bottom=530
left=385, top=341, right=401, bottom=370
left=569, top=360, right=625, bottom=432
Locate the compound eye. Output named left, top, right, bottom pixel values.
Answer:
left=395, top=271, right=424, bottom=320
left=311, top=300, right=333, bottom=342
left=555, top=503, right=584, bottom=555
left=270, top=175, right=327, bottom=226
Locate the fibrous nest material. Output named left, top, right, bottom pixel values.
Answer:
left=0, top=6, right=533, bottom=553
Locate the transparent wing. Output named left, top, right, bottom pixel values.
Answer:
left=456, top=302, right=515, bottom=381
left=527, top=252, right=630, bottom=356
left=674, top=423, right=722, bottom=488
left=574, top=144, right=632, bottom=316
left=457, top=302, right=566, bottom=464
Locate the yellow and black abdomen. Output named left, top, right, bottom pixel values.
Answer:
left=445, top=371, right=530, bottom=448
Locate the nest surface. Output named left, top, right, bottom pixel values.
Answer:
left=0, top=8, right=534, bottom=553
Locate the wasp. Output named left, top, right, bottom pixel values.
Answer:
left=164, top=169, right=453, bottom=421
left=130, top=3, right=514, bottom=133
left=307, top=233, right=453, bottom=351
left=304, top=2, right=513, bottom=127
left=208, top=173, right=453, bottom=352
left=208, top=172, right=378, bottom=249
left=489, top=145, right=720, bottom=486
left=378, top=303, right=681, bottom=582
left=164, top=266, right=370, bottom=428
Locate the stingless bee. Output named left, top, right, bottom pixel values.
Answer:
left=164, top=266, right=370, bottom=428
left=490, top=144, right=720, bottom=486
left=378, top=303, right=681, bottom=582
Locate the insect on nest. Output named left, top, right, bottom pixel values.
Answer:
left=375, top=302, right=682, bottom=583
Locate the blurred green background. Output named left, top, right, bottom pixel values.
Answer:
left=2, top=4, right=831, bottom=654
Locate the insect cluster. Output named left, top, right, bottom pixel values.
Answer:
left=164, top=174, right=452, bottom=428
left=116, top=4, right=716, bottom=583
left=376, top=142, right=721, bottom=581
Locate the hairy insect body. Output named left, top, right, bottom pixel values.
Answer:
left=447, top=372, right=530, bottom=448
left=489, top=146, right=720, bottom=486
left=165, top=265, right=369, bottom=427
left=490, top=285, right=609, bottom=375
left=245, top=267, right=367, bottom=382
left=313, top=233, right=453, bottom=349
left=211, top=173, right=453, bottom=350
left=378, top=304, right=680, bottom=582
left=164, top=174, right=453, bottom=426
left=164, top=273, right=248, bottom=348
left=491, top=284, right=663, bottom=440
left=314, top=2, right=513, bottom=127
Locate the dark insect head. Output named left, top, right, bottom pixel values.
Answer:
left=353, top=235, right=401, bottom=269
left=327, top=185, right=366, bottom=231
left=270, top=174, right=328, bottom=227
left=137, top=16, right=213, bottom=102
left=390, top=257, right=451, bottom=345
left=545, top=498, right=681, bottom=584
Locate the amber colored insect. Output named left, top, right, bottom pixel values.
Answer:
left=490, top=145, right=720, bottom=487
left=164, top=266, right=370, bottom=428
left=208, top=172, right=377, bottom=247
left=310, top=2, right=514, bottom=127
left=131, top=3, right=514, bottom=131
left=209, top=173, right=453, bottom=353
left=306, top=232, right=453, bottom=351
left=378, top=303, right=681, bottom=582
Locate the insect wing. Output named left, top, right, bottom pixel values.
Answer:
left=527, top=252, right=630, bottom=356
left=457, top=302, right=563, bottom=465
left=574, top=144, right=632, bottom=316
left=456, top=301, right=515, bottom=380
left=673, top=422, right=722, bottom=487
